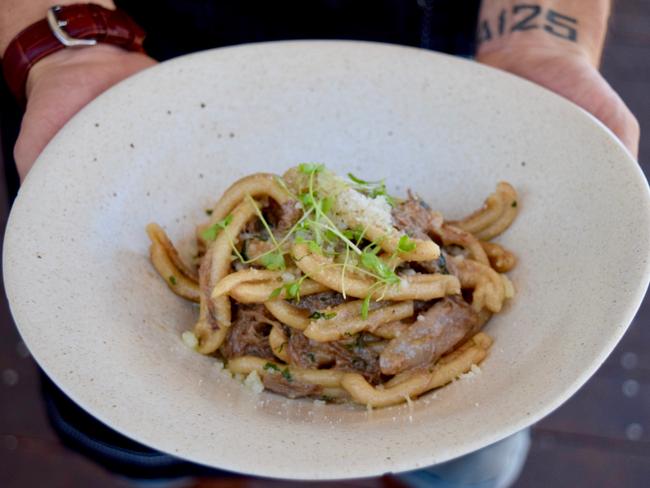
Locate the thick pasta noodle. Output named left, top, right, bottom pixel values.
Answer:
left=146, top=164, right=519, bottom=408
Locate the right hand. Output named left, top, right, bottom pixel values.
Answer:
left=14, top=44, right=156, bottom=180
left=478, top=44, right=640, bottom=159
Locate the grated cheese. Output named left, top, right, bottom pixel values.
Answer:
left=334, top=188, right=394, bottom=233
left=317, top=169, right=395, bottom=233
left=181, top=331, right=198, bottom=349
left=281, top=272, right=296, bottom=283
left=459, top=364, right=483, bottom=380
left=243, top=370, right=264, bottom=394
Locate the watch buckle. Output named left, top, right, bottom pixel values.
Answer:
left=47, top=6, right=98, bottom=47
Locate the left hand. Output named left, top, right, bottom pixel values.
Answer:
left=477, top=44, right=640, bottom=158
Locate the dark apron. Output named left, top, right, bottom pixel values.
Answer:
left=0, top=0, right=479, bottom=478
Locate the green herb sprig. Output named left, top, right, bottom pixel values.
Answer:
left=201, top=214, right=233, bottom=241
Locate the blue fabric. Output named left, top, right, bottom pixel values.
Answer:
left=399, top=430, right=531, bottom=488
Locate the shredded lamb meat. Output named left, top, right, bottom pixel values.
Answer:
left=290, top=292, right=347, bottom=314
left=222, top=304, right=277, bottom=360
left=379, top=297, right=480, bottom=375
left=391, top=193, right=442, bottom=240
left=262, top=372, right=322, bottom=399
left=288, top=330, right=381, bottom=384
left=276, top=199, right=302, bottom=235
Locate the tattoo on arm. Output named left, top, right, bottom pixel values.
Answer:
left=511, top=5, right=542, bottom=32
left=477, top=4, right=578, bottom=44
left=544, top=10, right=578, bottom=41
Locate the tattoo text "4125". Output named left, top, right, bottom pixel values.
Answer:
left=477, top=5, right=578, bottom=44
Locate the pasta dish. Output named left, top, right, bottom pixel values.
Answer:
left=146, top=164, right=518, bottom=407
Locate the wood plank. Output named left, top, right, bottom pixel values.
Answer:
left=513, top=430, right=650, bottom=488
left=535, top=375, right=650, bottom=443
left=0, top=436, right=126, bottom=488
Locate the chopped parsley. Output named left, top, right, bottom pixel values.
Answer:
left=437, top=254, right=449, bottom=275
left=309, top=311, right=337, bottom=320
left=281, top=368, right=293, bottom=382
left=263, top=362, right=280, bottom=372
left=511, top=201, right=518, bottom=208
left=168, top=275, right=177, bottom=286
left=205, top=208, right=213, bottom=216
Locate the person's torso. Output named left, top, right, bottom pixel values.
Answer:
left=115, top=0, right=481, bottom=60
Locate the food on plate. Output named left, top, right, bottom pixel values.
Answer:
left=147, top=165, right=518, bottom=407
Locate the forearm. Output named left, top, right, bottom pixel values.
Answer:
left=4, top=1, right=154, bottom=180
left=477, top=0, right=611, bottom=67
left=0, top=0, right=115, bottom=54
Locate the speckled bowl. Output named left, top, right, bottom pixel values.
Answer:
left=4, top=41, right=650, bottom=479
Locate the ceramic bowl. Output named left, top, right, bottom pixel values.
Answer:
left=4, top=41, right=649, bottom=479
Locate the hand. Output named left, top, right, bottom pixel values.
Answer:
left=477, top=44, right=640, bottom=158
left=14, top=44, right=156, bottom=180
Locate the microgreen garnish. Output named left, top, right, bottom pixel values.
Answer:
left=360, top=252, right=400, bottom=285
left=307, top=240, right=322, bottom=255
left=246, top=194, right=280, bottom=249
left=269, top=287, right=283, bottom=299
left=347, top=173, right=396, bottom=207
left=200, top=214, right=233, bottom=241
left=321, top=196, right=334, bottom=214
left=361, top=294, right=372, bottom=320
left=269, top=276, right=308, bottom=300
left=397, top=234, right=417, bottom=253
left=309, top=311, right=337, bottom=320
left=259, top=251, right=285, bottom=270
left=370, top=187, right=396, bottom=207
left=347, top=173, right=374, bottom=185
left=296, top=164, right=364, bottom=255
left=298, top=163, right=325, bottom=174
left=236, top=165, right=408, bottom=323
left=286, top=281, right=301, bottom=299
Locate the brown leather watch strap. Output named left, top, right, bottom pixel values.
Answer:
left=1, top=4, right=146, bottom=103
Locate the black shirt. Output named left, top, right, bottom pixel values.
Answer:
left=1, top=0, right=480, bottom=195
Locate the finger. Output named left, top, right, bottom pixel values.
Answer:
left=605, top=100, right=640, bottom=160
left=618, top=111, right=640, bottom=160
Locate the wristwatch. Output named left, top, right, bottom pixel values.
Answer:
left=1, top=3, right=146, bottom=103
